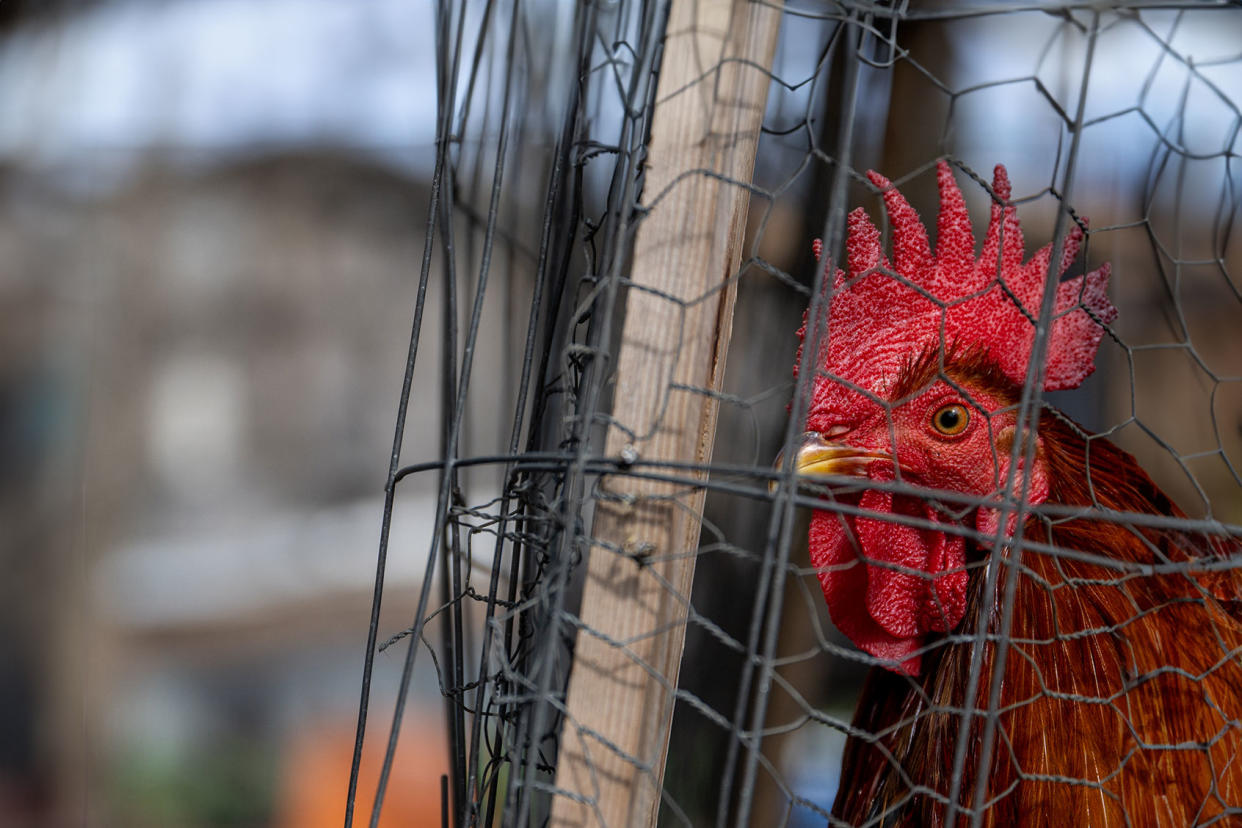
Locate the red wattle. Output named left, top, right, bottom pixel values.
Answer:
left=811, top=509, right=923, bottom=675
left=856, top=487, right=925, bottom=640
left=923, top=510, right=967, bottom=633
left=810, top=486, right=969, bottom=676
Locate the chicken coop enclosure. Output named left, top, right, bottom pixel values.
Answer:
left=348, top=1, right=1242, bottom=826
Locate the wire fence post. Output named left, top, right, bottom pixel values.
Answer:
left=549, top=0, right=781, bottom=824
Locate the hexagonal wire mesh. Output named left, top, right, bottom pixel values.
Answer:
left=345, top=2, right=1242, bottom=826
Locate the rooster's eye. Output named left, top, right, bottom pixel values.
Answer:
left=931, top=403, right=970, bottom=436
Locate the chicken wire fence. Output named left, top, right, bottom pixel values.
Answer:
left=346, top=1, right=1242, bottom=826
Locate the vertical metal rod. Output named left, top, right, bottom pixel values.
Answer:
left=731, top=13, right=866, bottom=828
left=442, top=775, right=451, bottom=828
left=465, top=4, right=592, bottom=824
left=342, top=0, right=465, bottom=823
left=951, top=13, right=1101, bottom=828
left=712, top=15, right=846, bottom=825
left=438, top=67, right=467, bottom=828
left=367, top=0, right=524, bottom=824
left=510, top=0, right=669, bottom=821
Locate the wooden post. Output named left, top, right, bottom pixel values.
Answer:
left=550, top=1, right=781, bottom=825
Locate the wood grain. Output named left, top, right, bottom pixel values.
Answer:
left=549, top=1, right=781, bottom=825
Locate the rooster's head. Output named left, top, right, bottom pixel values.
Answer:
left=794, top=162, right=1116, bottom=675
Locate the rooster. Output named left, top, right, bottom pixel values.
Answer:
left=792, top=162, right=1242, bottom=826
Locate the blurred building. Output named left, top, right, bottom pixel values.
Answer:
left=1, top=144, right=478, bottom=824
left=0, top=1, right=488, bottom=824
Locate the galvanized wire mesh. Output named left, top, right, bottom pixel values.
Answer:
left=347, top=2, right=1242, bottom=826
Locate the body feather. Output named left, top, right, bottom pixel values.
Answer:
left=832, top=410, right=1242, bottom=827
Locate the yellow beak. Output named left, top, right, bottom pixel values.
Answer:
left=772, top=432, right=889, bottom=490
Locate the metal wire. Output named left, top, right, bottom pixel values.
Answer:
left=348, top=2, right=1242, bottom=826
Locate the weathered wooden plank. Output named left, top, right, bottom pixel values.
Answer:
left=550, top=2, right=782, bottom=824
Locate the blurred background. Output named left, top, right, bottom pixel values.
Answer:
left=3, top=1, right=455, bottom=825
left=2, top=1, right=1240, bottom=826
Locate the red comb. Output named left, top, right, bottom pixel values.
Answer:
left=798, top=161, right=1115, bottom=422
